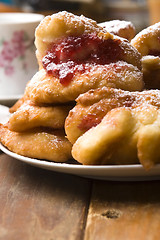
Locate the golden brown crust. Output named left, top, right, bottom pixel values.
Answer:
left=26, top=62, right=143, bottom=104
left=8, top=100, right=73, bottom=132
left=0, top=125, right=72, bottom=162
left=76, top=86, right=160, bottom=109
left=9, top=94, right=29, bottom=113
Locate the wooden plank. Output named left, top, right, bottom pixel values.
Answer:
left=0, top=153, right=92, bottom=240
left=84, top=180, right=160, bottom=240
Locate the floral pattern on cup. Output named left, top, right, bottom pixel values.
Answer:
left=0, top=30, right=34, bottom=76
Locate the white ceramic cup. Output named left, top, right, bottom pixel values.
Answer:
left=0, top=13, right=44, bottom=97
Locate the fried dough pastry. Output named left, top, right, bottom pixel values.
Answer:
left=35, top=11, right=141, bottom=69
left=8, top=100, right=73, bottom=132
left=35, top=11, right=102, bottom=64
left=32, top=11, right=142, bottom=103
left=131, top=22, right=160, bottom=89
left=25, top=61, right=143, bottom=104
left=131, top=22, right=160, bottom=56
left=67, top=87, right=160, bottom=169
left=0, top=125, right=72, bottom=162
left=142, top=55, right=160, bottom=89
left=65, top=87, right=160, bottom=144
left=99, top=20, right=135, bottom=41
left=72, top=106, right=160, bottom=169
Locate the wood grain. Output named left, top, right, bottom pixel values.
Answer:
left=84, top=180, right=160, bottom=240
left=2, top=151, right=160, bottom=240
left=0, top=154, right=91, bottom=240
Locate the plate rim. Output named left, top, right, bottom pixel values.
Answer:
left=1, top=142, right=160, bottom=181
left=0, top=94, right=23, bottom=101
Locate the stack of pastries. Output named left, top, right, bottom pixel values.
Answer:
left=0, top=11, right=160, bottom=169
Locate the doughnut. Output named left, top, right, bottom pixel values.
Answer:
left=131, top=22, right=160, bottom=89
left=8, top=100, right=73, bottom=132
left=131, top=22, right=160, bottom=56
left=142, top=55, right=160, bottom=89
left=65, top=86, right=160, bottom=143
left=0, top=125, right=72, bottom=162
left=99, top=20, right=135, bottom=41
left=33, top=11, right=142, bottom=101
left=25, top=61, right=143, bottom=104
left=67, top=87, right=160, bottom=169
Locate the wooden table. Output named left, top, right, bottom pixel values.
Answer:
left=1, top=151, right=160, bottom=240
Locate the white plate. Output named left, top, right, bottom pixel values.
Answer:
left=0, top=104, right=160, bottom=181
left=0, top=94, right=22, bottom=107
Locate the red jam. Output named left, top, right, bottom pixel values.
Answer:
left=42, top=33, right=123, bottom=86
left=78, top=113, right=102, bottom=131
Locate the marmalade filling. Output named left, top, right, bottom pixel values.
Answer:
left=42, top=33, right=123, bottom=86
left=78, top=113, right=103, bottom=132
